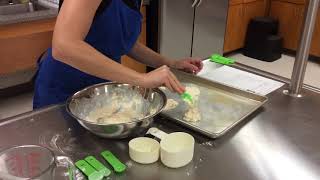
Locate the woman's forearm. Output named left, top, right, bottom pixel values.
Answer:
left=52, top=40, right=144, bottom=86
left=128, top=42, right=174, bottom=68
left=48, top=0, right=186, bottom=94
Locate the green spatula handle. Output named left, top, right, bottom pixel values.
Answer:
left=85, top=156, right=111, bottom=177
left=75, top=160, right=103, bottom=180
left=101, top=151, right=126, bottom=173
left=210, top=54, right=235, bottom=65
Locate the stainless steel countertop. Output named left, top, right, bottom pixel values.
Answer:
left=0, top=86, right=320, bottom=180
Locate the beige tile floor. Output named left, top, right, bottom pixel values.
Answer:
left=0, top=53, right=319, bottom=120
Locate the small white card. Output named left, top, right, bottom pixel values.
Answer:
left=198, top=60, right=284, bottom=95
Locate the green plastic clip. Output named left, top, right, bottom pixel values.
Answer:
left=85, top=156, right=111, bottom=177
left=75, top=160, right=104, bottom=180
left=101, top=151, right=126, bottom=173
left=210, top=54, right=235, bottom=65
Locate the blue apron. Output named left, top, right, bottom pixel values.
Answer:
left=33, top=0, right=142, bottom=109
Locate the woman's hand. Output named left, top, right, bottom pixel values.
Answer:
left=139, top=65, right=185, bottom=94
left=171, top=58, right=203, bottom=74
left=127, top=43, right=203, bottom=74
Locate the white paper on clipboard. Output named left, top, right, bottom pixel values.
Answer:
left=198, top=60, right=284, bottom=95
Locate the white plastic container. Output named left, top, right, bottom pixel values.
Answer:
left=129, top=137, right=160, bottom=164
left=160, top=132, right=195, bottom=168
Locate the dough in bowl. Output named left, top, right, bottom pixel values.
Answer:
left=84, top=90, right=147, bottom=124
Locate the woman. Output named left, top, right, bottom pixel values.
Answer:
left=33, top=0, right=203, bottom=109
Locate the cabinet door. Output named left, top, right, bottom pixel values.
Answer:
left=0, top=18, right=55, bottom=75
left=270, top=1, right=305, bottom=50
left=223, top=4, right=245, bottom=53
left=121, top=6, right=147, bottom=73
left=192, top=0, right=229, bottom=57
left=243, top=0, right=267, bottom=35
left=310, top=8, right=320, bottom=57
left=223, top=1, right=266, bottom=53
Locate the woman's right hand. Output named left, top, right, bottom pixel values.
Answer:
left=140, top=65, right=185, bottom=94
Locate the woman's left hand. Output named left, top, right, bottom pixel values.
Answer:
left=171, top=58, right=203, bottom=74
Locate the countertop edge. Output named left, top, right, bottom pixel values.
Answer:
left=0, top=8, right=58, bottom=26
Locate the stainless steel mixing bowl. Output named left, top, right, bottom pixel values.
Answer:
left=66, top=82, right=167, bottom=139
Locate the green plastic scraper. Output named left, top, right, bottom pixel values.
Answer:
left=75, top=160, right=104, bottom=180
left=210, top=54, right=235, bottom=65
left=181, top=92, right=193, bottom=104
left=85, top=156, right=111, bottom=177
left=101, top=151, right=126, bottom=173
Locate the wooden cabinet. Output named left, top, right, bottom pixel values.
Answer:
left=243, top=0, right=263, bottom=3
left=243, top=1, right=267, bottom=36
left=225, top=0, right=320, bottom=57
left=224, top=4, right=245, bottom=52
left=310, top=7, right=320, bottom=57
left=224, top=0, right=266, bottom=53
left=269, top=0, right=320, bottom=57
left=270, top=1, right=305, bottom=51
left=121, top=6, right=147, bottom=73
left=229, top=0, right=243, bottom=5
left=275, top=0, right=306, bottom=4
left=0, top=18, right=55, bottom=75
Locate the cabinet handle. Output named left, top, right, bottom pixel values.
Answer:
left=191, top=0, right=199, bottom=8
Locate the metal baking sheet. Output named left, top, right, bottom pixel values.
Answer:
left=160, top=70, right=268, bottom=138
